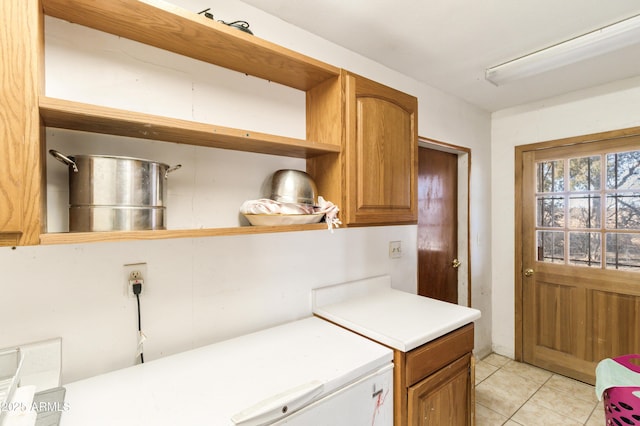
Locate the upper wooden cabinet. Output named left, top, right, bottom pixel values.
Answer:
left=0, top=0, right=44, bottom=246
left=1, top=0, right=417, bottom=246
left=307, top=71, right=418, bottom=226
left=347, top=73, right=418, bottom=224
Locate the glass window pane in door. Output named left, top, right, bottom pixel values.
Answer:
left=537, top=160, right=564, bottom=193
left=606, top=151, right=640, bottom=190
left=569, top=232, right=601, bottom=267
left=606, top=233, right=640, bottom=270
left=606, top=193, right=640, bottom=230
left=569, top=195, right=600, bottom=229
left=570, top=156, right=601, bottom=191
left=537, top=230, right=565, bottom=263
left=537, top=196, right=565, bottom=227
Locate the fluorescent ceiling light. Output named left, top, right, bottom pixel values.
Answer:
left=485, top=14, right=640, bottom=86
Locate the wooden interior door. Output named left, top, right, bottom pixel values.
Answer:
left=520, top=133, right=640, bottom=384
left=418, top=147, right=458, bottom=303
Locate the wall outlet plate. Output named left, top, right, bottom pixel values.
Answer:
left=389, top=241, right=402, bottom=259
left=123, top=263, right=147, bottom=297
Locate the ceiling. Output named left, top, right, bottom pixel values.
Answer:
left=240, top=0, right=640, bottom=112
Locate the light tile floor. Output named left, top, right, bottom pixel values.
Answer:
left=475, top=353, right=605, bottom=425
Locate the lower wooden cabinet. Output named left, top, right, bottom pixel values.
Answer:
left=408, top=353, right=472, bottom=425
left=394, top=324, right=474, bottom=426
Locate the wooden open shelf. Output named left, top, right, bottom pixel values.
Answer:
left=42, top=0, right=340, bottom=91
left=5, top=0, right=346, bottom=246
left=39, top=96, right=340, bottom=244
left=39, top=222, right=330, bottom=245
left=40, top=97, right=341, bottom=158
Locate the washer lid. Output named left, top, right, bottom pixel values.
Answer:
left=62, top=317, right=392, bottom=426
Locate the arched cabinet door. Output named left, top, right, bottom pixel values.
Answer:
left=345, top=71, right=418, bottom=225
left=306, top=71, right=417, bottom=227
left=408, top=354, right=472, bottom=426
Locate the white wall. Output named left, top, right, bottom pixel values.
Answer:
left=0, top=0, right=493, bottom=382
left=491, top=75, right=640, bottom=357
left=1, top=226, right=417, bottom=383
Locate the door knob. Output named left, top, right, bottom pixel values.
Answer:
left=524, top=268, right=534, bottom=277
left=452, top=258, right=461, bottom=268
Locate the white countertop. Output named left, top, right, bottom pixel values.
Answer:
left=60, top=317, right=392, bottom=426
left=312, top=276, right=481, bottom=352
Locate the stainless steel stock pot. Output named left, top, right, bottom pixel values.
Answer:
left=50, top=150, right=181, bottom=232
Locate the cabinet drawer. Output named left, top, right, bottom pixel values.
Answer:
left=405, top=324, right=474, bottom=387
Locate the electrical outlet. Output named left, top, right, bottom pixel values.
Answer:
left=389, top=241, right=402, bottom=259
left=124, top=263, right=147, bottom=297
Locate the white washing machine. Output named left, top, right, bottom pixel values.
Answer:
left=60, top=317, right=393, bottom=426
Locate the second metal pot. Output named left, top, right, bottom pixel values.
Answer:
left=50, top=150, right=181, bottom=232
left=270, top=169, right=318, bottom=205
